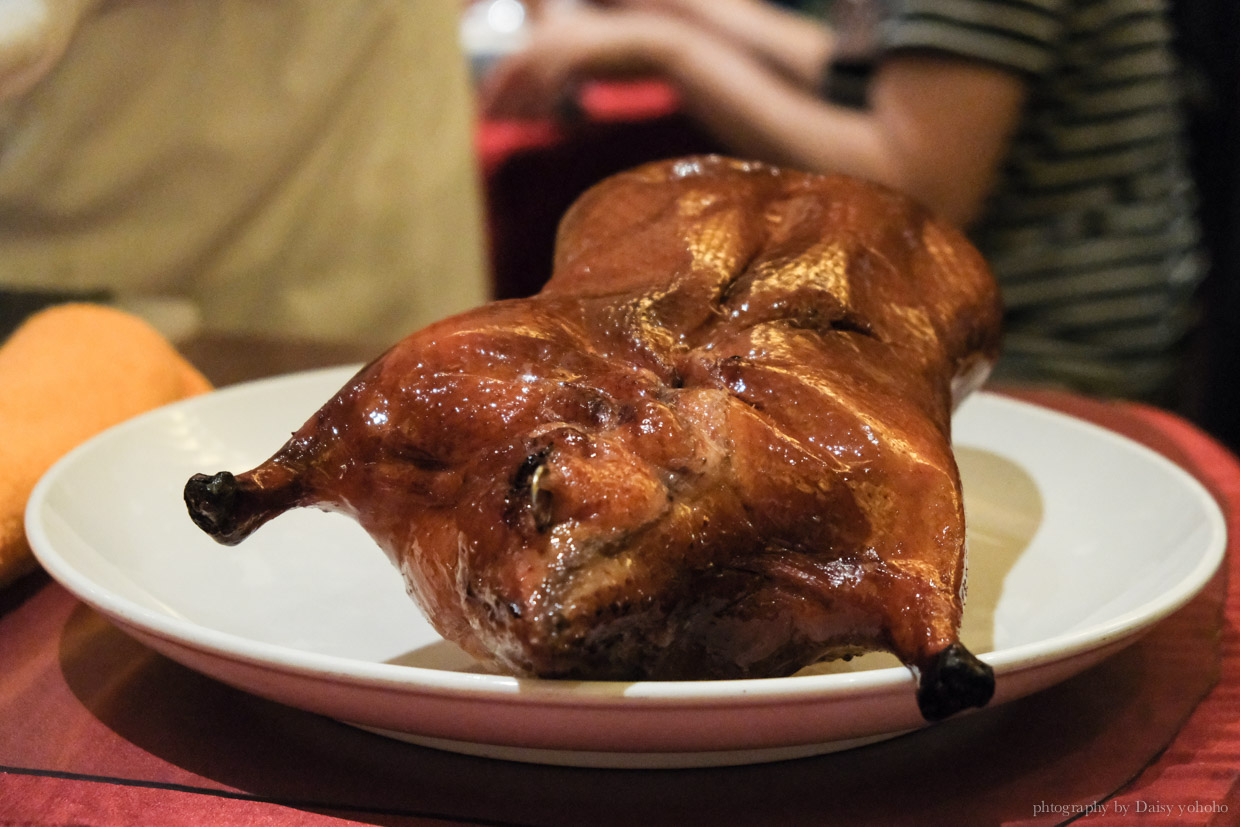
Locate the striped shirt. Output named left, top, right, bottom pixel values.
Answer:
left=824, top=0, right=1203, bottom=400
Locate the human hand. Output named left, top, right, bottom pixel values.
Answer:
left=479, top=4, right=681, bottom=120
left=589, top=0, right=831, bottom=90
left=590, top=0, right=714, bottom=18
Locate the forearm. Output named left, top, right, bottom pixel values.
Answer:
left=662, top=31, right=896, bottom=197
left=647, top=0, right=835, bottom=89
left=660, top=32, right=1025, bottom=227
left=483, top=3, right=1024, bottom=227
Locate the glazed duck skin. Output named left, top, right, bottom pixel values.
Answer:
left=185, top=156, right=1002, bottom=720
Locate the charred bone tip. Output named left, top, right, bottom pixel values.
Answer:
left=184, top=471, right=249, bottom=546
left=915, top=642, right=995, bottom=721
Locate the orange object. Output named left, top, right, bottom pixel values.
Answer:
left=0, top=304, right=211, bottom=588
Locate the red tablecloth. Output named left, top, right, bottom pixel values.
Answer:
left=0, top=381, right=1236, bottom=826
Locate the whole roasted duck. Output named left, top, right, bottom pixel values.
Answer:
left=186, top=156, right=1002, bottom=720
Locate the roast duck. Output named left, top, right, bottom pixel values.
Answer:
left=185, top=156, right=1002, bottom=720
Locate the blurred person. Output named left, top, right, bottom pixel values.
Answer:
left=0, top=0, right=489, bottom=349
left=482, top=0, right=1204, bottom=403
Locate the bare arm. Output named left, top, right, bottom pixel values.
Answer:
left=482, top=7, right=1027, bottom=226
left=598, top=0, right=835, bottom=89
left=668, top=37, right=1028, bottom=226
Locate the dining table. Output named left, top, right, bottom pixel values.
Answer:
left=3, top=87, right=1239, bottom=827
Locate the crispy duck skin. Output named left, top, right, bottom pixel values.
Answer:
left=186, top=156, right=1002, bottom=720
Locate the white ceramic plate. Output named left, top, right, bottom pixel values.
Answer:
left=27, top=367, right=1226, bottom=768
